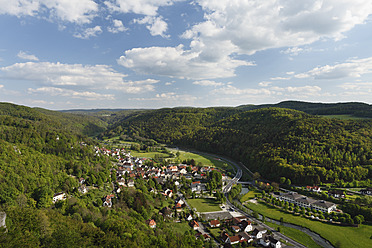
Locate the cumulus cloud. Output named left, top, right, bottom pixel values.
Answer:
left=134, top=16, right=169, bottom=37
left=295, top=57, right=372, bottom=79
left=0, top=61, right=158, bottom=94
left=74, top=26, right=102, bottom=39
left=212, top=84, right=321, bottom=97
left=104, top=0, right=178, bottom=16
left=338, top=82, right=372, bottom=91
left=130, top=92, right=198, bottom=104
left=28, top=87, right=115, bottom=100
left=107, top=19, right=127, bottom=33
left=193, top=80, right=224, bottom=87
left=258, top=81, right=272, bottom=87
left=118, top=45, right=253, bottom=79
left=188, top=0, right=372, bottom=55
left=0, top=0, right=98, bottom=24
left=17, top=51, right=39, bottom=61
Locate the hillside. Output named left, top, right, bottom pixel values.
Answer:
left=107, top=107, right=372, bottom=185
left=237, top=101, right=372, bottom=118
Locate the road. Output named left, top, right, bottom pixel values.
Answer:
left=223, top=171, right=307, bottom=248
left=177, top=148, right=307, bottom=247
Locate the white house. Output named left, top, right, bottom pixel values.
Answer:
left=53, top=192, right=66, bottom=203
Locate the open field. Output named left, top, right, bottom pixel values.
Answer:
left=166, top=222, right=192, bottom=234
left=244, top=200, right=372, bottom=248
left=130, top=150, right=171, bottom=159
left=265, top=222, right=322, bottom=248
left=240, top=189, right=261, bottom=203
left=187, top=198, right=221, bottom=213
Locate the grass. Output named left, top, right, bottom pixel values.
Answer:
left=265, top=222, right=322, bottom=248
left=166, top=222, right=192, bottom=234
left=240, top=189, right=261, bottom=203
left=244, top=200, right=372, bottom=248
left=187, top=198, right=221, bottom=212
left=171, top=151, right=234, bottom=171
left=130, top=150, right=171, bottom=159
left=320, top=115, right=370, bottom=120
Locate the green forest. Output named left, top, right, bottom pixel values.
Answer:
left=0, top=101, right=372, bottom=247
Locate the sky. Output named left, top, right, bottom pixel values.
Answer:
left=0, top=0, right=372, bottom=110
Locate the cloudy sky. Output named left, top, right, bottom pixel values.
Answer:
left=1, top=0, right=372, bottom=110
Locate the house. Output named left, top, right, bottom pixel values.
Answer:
left=251, top=227, right=266, bottom=239
left=160, top=207, right=173, bottom=218
left=190, top=220, right=199, bottom=230
left=209, top=219, right=221, bottom=228
left=259, top=236, right=271, bottom=247
left=311, top=200, right=337, bottom=213
left=103, top=194, right=115, bottom=207
left=328, top=190, right=345, bottom=198
left=53, top=192, right=66, bottom=203
left=163, top=189, right=173, bottom=198
left=306, top=186, right=321, bottom=193
left=360, top=188, right=372, bottom=195
left=280, top=192, right=336, bottom=213
left=127, top=179, right=135, bottom=187
left=146, top=219, right=156, bottom=228
left=186, top=214, right=193, bottom=221
left=78, top=185, right=88, bottom=194
left=269, top=236, right=281, bottom=248
left=241, top=220, right=253, bottom=232
left=227, top=235, right=241, bottom=245
left=202, top=233, right=211, bottom=241
left=231, top=225, right=240, bottom=232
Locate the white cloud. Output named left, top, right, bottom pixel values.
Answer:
left=130, top=92, right=198, bottom=104
left=0, top=84, right=3, bottom=89
left=17, top=51, right=39, bottom=61
left=104, top=78, right=159, bottom=93
left=28, top=87, right=115, bottom=100
left=104, top=0, right=178, bottom=16
left=258, top=81, right=272, bottom=87
left=193, top=80, right=224, bottom=87
left=188, top=0, right=372, bottom=55
left=0, top=61, right=159, bottom=94
left=107, top=19, right=128, bottom=33
left=338, top=82, right=372, bottom=91
left=0, top=62, right=126, bottom=86
left=212, top=84, right=321, bottom=97
left=295, top=57, right=372, bottom=79
left=270, top=77, right=290, bottom=81
left=134, top=16, right=169, bottom=37
left=0, top=0, right=98, bottom=24
left=118, top=45, right=253, bottom=79
left=74, top=26, right=102, bottom=39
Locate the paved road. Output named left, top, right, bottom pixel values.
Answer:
left=177, top=148, right=307, bottom=247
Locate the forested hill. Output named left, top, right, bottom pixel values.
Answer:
left=237, top=101, right=372, bottom=118
left=107, top=107, right=372, bottom=185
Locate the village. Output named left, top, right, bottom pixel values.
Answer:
left=50, top=144, right=372, bottom=248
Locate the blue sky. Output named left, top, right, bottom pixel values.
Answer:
left=0, top=0, right=372, bottom=110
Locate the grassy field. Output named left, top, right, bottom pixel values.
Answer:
left=244, top=200, right=372, bottom=248
left=265, top=222, right=322, bottom=248
left=130, top=150, right=171, bottom=159
left=187, top=198, right=221, bottom=212
left=320, top=115, right=370, bottom=120
left=240, top=189, right=261, bottom=203
left=169, top=150, right=234, bottom=171
left=166, top=222, right=192, bottom=234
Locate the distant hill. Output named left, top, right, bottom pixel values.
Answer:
left=106, top=106, right=372, bottom=185
left=237, top=101, right=372, bottom=118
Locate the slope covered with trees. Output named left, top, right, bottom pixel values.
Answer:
left=0, top=103, right=206, bottom=247
left=108, top=107, right=372, bottom=185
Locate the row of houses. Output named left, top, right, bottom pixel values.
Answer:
left=279, top=192, right=337, bottom=213
left=213, top=216, right=281, bottom=248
